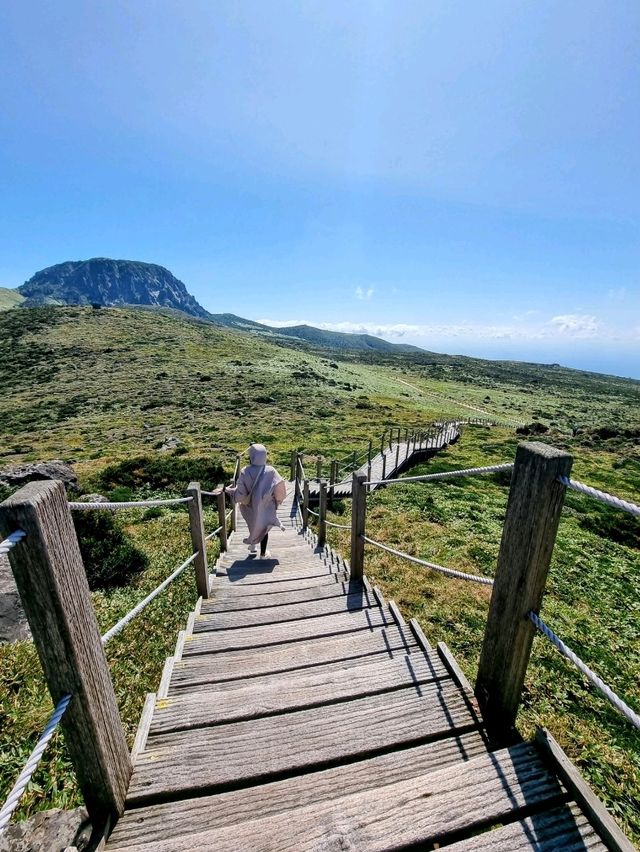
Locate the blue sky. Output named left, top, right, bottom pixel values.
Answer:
left=1, top=1, right=639, bottom=378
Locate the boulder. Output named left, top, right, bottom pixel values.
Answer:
left=0, top=807, right=92, bottom=852
left=0, top=461, right=78, bottom=493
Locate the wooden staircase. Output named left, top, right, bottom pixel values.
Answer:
left=105, top=487, right=622, bottom=851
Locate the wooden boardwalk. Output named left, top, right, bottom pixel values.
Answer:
left=310, top=422, right=461, bottom=499
left=106, top=488, right=616, bottom=851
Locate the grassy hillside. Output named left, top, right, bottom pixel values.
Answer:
left=0, top=287, right=24, bottom=311
left=1, top=305, right=639, bottom=840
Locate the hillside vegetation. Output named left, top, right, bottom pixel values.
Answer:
left=0, top=305, right=639, bottom=840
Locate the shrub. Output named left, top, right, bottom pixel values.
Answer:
left=98, top=453, right=227, bottom=493
left=73, top=511, right=148, bottom=590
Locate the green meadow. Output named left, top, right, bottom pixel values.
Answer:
left=1, top=306, right=639, bottom=840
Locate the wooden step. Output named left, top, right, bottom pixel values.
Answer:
left=183, top=605, right=397, bottom=655
left=127, top=678, right=479, bottom=804
left=107, top=731, right=490, bottom=849
left=154, top=648, right=449, bottom=729
left=170, top=620, right=419, bottom=688
left=202, top=578, right=360, bottom=612
left=209, top=571, right=349, bottom=597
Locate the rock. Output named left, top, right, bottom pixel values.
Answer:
left=0, top=461, right=78, bottom=493
left=0, top=807, right=92, bottom=852
left=0, top=553, right=31, bottom=642
left=159, top=437, right=182, bottom=452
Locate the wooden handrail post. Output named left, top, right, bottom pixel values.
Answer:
left=302, top=479, right=310, bottom=529
left=350, top=473, right=367, bottom=580
left=395, top=438, right=400, bottom=470
left=290, top=450, right=297, bottom=481
left=187, top=481, right=210, bottom=599
left=352, top=450, right=357, bottom=469
left=367, top=459, right=372, bottom=493
left=405, top=428, right=410, bottom=460
left=380, top=431, right=385, bottom=455
left=329, top=460, right=337, bottom=507
left=381, top=452, right=387, bottom=480
left=0, top=481, right=131, bottom=825
left=318, top=480, right=327, bottom=547
left=217, top=489, right=228, bottom=551
left=475, top=442, right=572, bottom=739
left=367, top=439, right=372, bottom=464
left=316, top=456, right=322, bottom=481
left=295, top=454, right=302, bottom=500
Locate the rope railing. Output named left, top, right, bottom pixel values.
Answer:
left=325, top=518, right=351, bottom=530
left=100, top=551, right=198, bottom=645
left=528, top=611, right=640, bottom=730
left=204, top=526, right=222, bottom=542
left=558, top=475, right=640, bottom=518
left=307, top=508, right=319, bottom=518
left=361, top=534, right=494, bottom=586
left=0, top=693, right=72, bottom=833
left=364, top=462, right=513, bottom=487
left=68, top=497, right=192, bottom=510
left=0, top=529, right=26, bottom=555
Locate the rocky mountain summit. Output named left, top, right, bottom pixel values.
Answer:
left=18, top=258, right=210, bottom=319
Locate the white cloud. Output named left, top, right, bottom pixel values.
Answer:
left=549, top=314, right=599, bottom=338
left=355, top=286, right=374, bottom=301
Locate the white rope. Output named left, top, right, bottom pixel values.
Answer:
left=69, top=497, right=192, bottom=510
left=558, top=476, right=640, bottom=518
left=0, top=693, right=72, bottom=833
left=325, top=519, right=350, bottom=530
left=225, top=509, right=232, bottom=520
left=204, top=525, right=222, bottom=542
left=0, top=529, right=26, bottom=555
left=528, top=611, right=640, bottom=730
left=361, top=534, right=494, bottom=586
left=200, top=489, right=219, bottom=497
left=101, top=551, right=198, bottom=644
left=307, top=508, right=319, bottom=517
left=365, top=462, right=513, bottom=487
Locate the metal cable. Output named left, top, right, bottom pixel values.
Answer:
left=558, top=476, right=640, bottom=518
left=101, top=551, right=198, bottom=644
left=365, top=462, right=513, bottom=487
left=528, top=611, right=640, bottom=730
left=0, top=693, right=72, bottom=833
left=361, top=534, right=494, bottom=586
left=0, top=529, right=26, bottom=556
left=69, top=497, right=192, bottom=510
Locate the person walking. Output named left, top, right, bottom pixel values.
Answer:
left=224, top=443, right=286, bottom=558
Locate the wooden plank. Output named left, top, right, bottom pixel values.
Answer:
left=211, top=572, right=348, bottom=597
left=201, top=578, right=362, bottom=612
left=183, top=605, right=396, bottom=655
left=117, top=743, right=566, bottom=850
left=475, top=442, right=572, bottom=736
left=152, top=652, right=450, bottom=731
left=0, top=480, right=131, bottom=824
left=170, top=621, right=419, bottom=688
left=156, top=657, right=174, bottom=700
left=107, top=732, right=490, bottom=849
left=128, top=679, right=481, bottom=803
left=443, top=803, right=607, bottom=851
left=130, top=693, right=156, bottom=766
left=194, top=588, right=377, bottom=632
left=535, top=728, right=636, bottom=852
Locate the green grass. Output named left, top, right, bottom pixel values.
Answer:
left=1, top=305, right=639, bottom=841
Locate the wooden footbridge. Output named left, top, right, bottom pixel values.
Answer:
left=0, top=429, right=636, bottom=850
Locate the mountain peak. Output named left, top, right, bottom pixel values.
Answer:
left=18, top=258, right=210, bottom=319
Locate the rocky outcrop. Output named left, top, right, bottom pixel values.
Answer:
left=0, top=807, right=92, bottom=852
left=0, top=461, right=78, bottom=492
left=18, top=258, right=211, bottom=319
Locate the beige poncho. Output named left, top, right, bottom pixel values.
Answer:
left=229, top=445, right=287, bottom=544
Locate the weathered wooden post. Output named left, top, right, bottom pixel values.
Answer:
left=352, top=450, right=357, bottom=469
left=395, top=437, right=400, bottom=470
left=367, top=439, right=372, bottom=465
left=316, top=456, right=322, bottom=481
left=318, top=480, right=327, bottom=547
left=475, top=442, right=572, bottom=739
left=217, top=489, right=228, bottom=551
left=290, top=450, right=297, bottom=481
left=295, top=454, right=302, bottom=500
left=381, top=452, right=387, bottom=481
left=302, top=479, right=310, bottom=529
left=329, top=459, right=338, bottom=507
left=380, top=430, right=385, bottom=455
left=0, top=481, right=132, bottom=825
left=187, top=481, right=210, bottom=598
left=229, top=460, right=238, bottom=533
left=350, top=473, right=367, bottom=580
left=405, top=428, right=410, bottom=460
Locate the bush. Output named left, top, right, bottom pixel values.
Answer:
left=98, top=453, right=227, bottom=493
left=73, top=511, right=148, bottom=590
